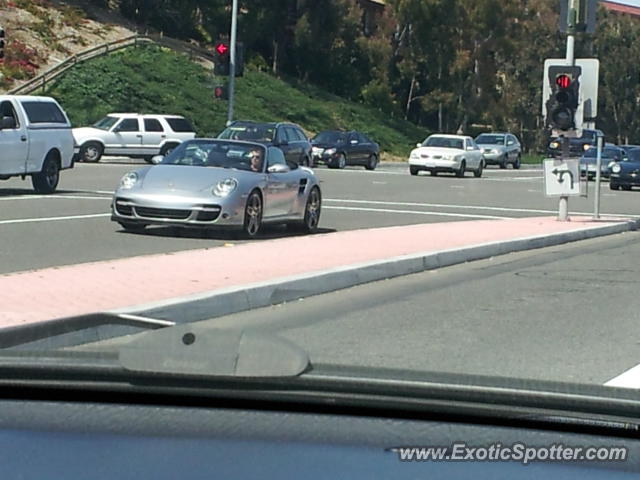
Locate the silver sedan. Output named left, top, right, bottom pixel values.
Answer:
left=111, top=139, right=322, bottom=238
left=475, top=132, right=522, bottom=169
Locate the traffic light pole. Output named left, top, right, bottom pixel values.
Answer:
left=558, top=2, right=577, bottom=222
left=226, top=0, right=238, bottom=126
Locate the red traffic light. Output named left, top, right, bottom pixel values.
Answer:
left=215, top=43, right=229, bottom=56
left=555, top=74, right=571, bottom=89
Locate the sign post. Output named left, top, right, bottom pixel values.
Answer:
left=593, top=133, right=604, bottom=219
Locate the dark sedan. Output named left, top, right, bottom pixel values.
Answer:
left=547, top=128, right=603, bottom=158
left=311, top=130, right=380, bottom=170
left=218, top=121, right=313, bottom=167
left=579, top=145, right=626, bottom=180
left=610, top=147, right=640, bottom=191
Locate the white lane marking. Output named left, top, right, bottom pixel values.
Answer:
left=372, top=181, right=387, bottom=185
left=325, top=198, right=640, bottom=218
left=483, top=177, right=543, bottom=182
left=0, top=213, right=111, bottom=225
left=450, top=185, right=465, bottom=189
left=70, top=189, right=115, bottom=195
left=0, top=195, right=109, bottom=201
left=604, top=364, right=640, bottom=389
left=324, top=206, right=512, bottom=220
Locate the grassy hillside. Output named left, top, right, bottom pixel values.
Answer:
left=46, top=44, right=425, bottom=158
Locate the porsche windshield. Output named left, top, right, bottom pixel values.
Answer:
left=161, top=141, right=266, bottom=172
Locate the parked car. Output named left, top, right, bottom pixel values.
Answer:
left=475, top=132, right=522, bottom=169
left=409, top=134, right=484, bottom=178
left=547, top=128, right=603, bottom=158
left=310, top=130, right=380, bottom=170
left=72, top=114, right=196, bottom=163
left=0, top=95, right=74, bottom=193
left=610, top=147, right=640, bottom=191
left=218, top=121, right=313, bottom=167
left=111, top=139, right=322, bottom=238
left=579, top=145, right=626, bottom=180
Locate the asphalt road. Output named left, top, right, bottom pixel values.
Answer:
left=200, top=231, right=640, bottom=387
left=1, top=158, right=639, bottom=274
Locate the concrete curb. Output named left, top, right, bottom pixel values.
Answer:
left=113, top=219, right=639, bottom=323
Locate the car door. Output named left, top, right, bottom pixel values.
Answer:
left=275, top=126, right=294, bottom=164
left=142, top=118, right=166, bottom=156
left=357, top=133, right=375, bottom=162
left=346, top=132, right=364, bottom=164
left=0, top=100, right=28, bottom=175
left=111, top=118, right=143, bottom=156
left=465, top=139, right=481, bottom=168
left=264, top=147, right=299, bottom=218
left=284, top=126, right=305, bottom=164
left=506, top=135, right=519, bottom=161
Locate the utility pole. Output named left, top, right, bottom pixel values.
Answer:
left=226, top=0, right=238, bottom=126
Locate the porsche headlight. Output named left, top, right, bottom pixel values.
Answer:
left=583, top=143, right=591, bottom=151
left=611, top=163, right=622, bottom=174
left=120, top=172, right=138, bottom=189
left=324, top=148, right=337, bottom=155
left=213, top=178, right=238, bottom=197
left=550, top=141, right=560, bottom=149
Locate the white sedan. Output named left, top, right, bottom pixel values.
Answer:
left=409, top=134, right=484, bottom=178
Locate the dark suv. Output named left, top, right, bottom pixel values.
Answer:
left=218, top=121, right=313, bottom=167
left=547, top=128, right=604, bottom=158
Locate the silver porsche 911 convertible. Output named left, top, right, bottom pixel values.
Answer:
left=111, top=139, right=322, bottom=238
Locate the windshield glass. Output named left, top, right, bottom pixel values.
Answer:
left=93, top=116, right=119, bottom=130
left=423, top=136, right=464, bottom=149
left=218, top=124, right=276, bottom=142
left=583, top=147, right=617, bottom=159
left=161, top=140, right=265, bottom=171
left=475, top=134, right=505, bottom=145
left=7, top=0, right=640, bottom=419
left=313, top=131, right=346, bottom=144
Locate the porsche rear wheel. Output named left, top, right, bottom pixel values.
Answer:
left=242, top=191, right=263, bottom=238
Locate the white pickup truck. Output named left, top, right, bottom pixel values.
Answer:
left=0, top=95, right=74, bottom=193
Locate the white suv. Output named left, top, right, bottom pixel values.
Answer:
left=72, top=114, right=196, bottom=163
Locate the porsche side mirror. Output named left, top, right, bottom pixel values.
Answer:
left=151, top=155, right=164, bottom=164
left=267, top=163, right=290, bottom=174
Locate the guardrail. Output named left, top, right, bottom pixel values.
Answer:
left=5, top=33, right=215, bottom=95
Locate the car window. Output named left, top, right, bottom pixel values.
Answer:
left=116, top=118, right=140, bottom=132
left=144, top=119, right=164, bottom=132
left=166, top=117, right=195, bottom=133
left=93, top=116, right=119, bottom=130
left=267, top=146, right=287, bottom=167
left=295, top=128, right=309, bottom=141
left=357, top=133, right=369, bottom=144
left=0, top=101, right=20, bottom=128
left=476, top=134, right=505, bottom=145
left=20, top=101, right=67, bottom=124
left=284, top=127, right=300, bottom=142
left=424, top=136, right=464, bottom=149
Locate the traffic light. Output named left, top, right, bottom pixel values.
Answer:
left=213, top=41, right=244, bottom=77
left=0, top=27, right=5, bottom=60
left=545, top=65, right=582, bottom=135
left=214, top=42, right=230, bottom=76
left=214, top=84, right=228, bottom=100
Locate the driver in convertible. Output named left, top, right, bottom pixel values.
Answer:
left=249, top=149, right=264, bottom=172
